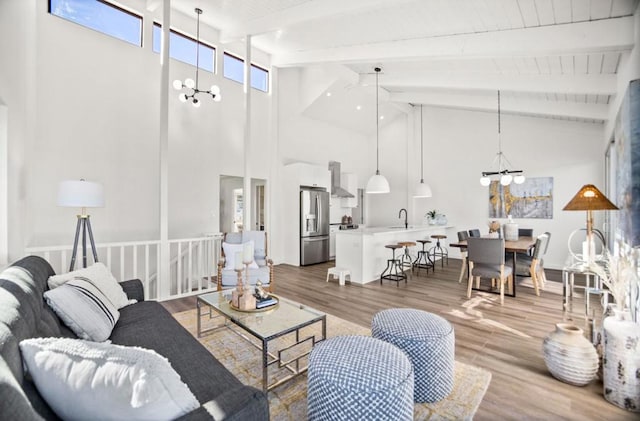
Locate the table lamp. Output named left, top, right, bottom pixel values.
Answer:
left=57, top=179, right=105, bottom=271
left=563, top=184, right=618, bottom=264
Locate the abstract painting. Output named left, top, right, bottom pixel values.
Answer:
left=489, top=177, right=553, bottom=219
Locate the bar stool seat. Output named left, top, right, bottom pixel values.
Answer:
left=397, top=241, right=416, bottom=272
left=381, top=244, right=407, bottom=286
left=428, top=235, right=449, bottom=268
left=413, top=239, right=434, bottom=274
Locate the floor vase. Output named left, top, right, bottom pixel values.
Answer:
left=603, top=311, right=640, bottom=412
left=542, top=323, right=598, bottom=386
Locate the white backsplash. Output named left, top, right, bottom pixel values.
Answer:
left=330, top=198, right=352, bottom=224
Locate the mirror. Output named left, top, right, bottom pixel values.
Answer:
left=219, top=175, right=266, bottom=233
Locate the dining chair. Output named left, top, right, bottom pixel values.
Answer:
left=457, top=231, right=469, bottom=283
left=515, top=233, right=549, bottom=296
left=468, top=229, right=481, bottom=238
left=466, top=238, right=513, bottom=305
left=518, top=228, right=534, bottom=237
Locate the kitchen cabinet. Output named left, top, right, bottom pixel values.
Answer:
left=340, top=172, right=358, bottom=207
left=329, top=225, right=338, bottom=259
left=287, top=162, right=330, bottom=188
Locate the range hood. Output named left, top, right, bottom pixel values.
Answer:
left=328, top=161, right=355, bottom=198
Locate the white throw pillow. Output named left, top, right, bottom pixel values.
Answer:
left=48, top=262, right=135, bottom=309
left=222, top=241, right=259, bottom=270
left=19, top=337, right=200, bottom=421
left=44, top=278, right=120, bottom=342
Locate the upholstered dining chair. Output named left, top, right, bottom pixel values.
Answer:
left=518, top=228, right=534, bottom=237
left=515, top=233, right=549, bottom=296
left=466, top=238, right=513, bottom=305
left=217, top=231, right=274, bottom=292
left=468, top=229, right=481, bottom=238
left=457, top=231, right=470, bottom=283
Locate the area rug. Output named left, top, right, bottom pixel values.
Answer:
left=173, top=308, right=491, bottom=420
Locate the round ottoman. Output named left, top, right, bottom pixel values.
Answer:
left=372, top=308, right=455, bottom=403
left=307, top=335, right=414, bottom=421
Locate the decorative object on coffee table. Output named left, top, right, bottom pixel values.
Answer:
left=542, top=323, right=598, bottom=386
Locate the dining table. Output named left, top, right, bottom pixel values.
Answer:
left=449, top=236, right=537, bottom=297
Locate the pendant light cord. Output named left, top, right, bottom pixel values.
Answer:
left=420, top=104, right=424, bottom=181
left=375, top=68, right=380, bottom=174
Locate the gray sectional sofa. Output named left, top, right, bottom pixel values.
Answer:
left=0, top=256, right=269, bottom=420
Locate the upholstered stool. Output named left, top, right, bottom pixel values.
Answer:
left=372, top=309, right=455, bottom=403
left=428, top=234, right=449, bottom=268
left=326, top=267, right=351, bottom=286
left=307, top=336, right=414, bottom=421
left=413, top=239, right=434, bottom=274
left=397, top=241, right=416, bottom=272
left=380, top=244, right=407, bottom=286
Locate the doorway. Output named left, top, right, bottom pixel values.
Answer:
left=219, top=175, right=266, bottom=233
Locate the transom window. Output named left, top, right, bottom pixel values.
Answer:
left=223, top=53, right=269, bottom=93
left=152, top=24, right=215, bottom=73
left=49, top=0, right=142, bottom=47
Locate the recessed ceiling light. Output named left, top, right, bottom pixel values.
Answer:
left=356, top=105, right=362, bottom=110
left=326, top=92, right=332, bottom=97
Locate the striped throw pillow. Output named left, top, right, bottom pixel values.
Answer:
left=44, top=278, right=120, bottom=342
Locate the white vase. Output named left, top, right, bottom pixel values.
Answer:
left=542, top=323, right=599, bottom=386
left=603, top=309, right=640, bottom=412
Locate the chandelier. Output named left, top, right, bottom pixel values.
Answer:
left=479, top=90, right=524, bottom=186
left=172, top=8, right=221, bottom=107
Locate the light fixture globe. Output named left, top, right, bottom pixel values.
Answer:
left=179, top=93, right=188, bottom=102
left=514, top=174, right=525, bottom=184
left=210, top=85, right=220, bottom=95
left=185, top=78, right=195, bottom=89
left=500, top=174, right=513, bottom=186
left=480, top=176, right=491, bottom=186
left=173, top=80, right=183, bottom=90
left=366, top=172, right=390, bottom=194
left=413, top=181, right=432, bottom=198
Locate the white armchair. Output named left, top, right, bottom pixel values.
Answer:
left=217, top=231, right=274, bottom=292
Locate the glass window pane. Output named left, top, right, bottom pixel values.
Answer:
left=49, top=0, right=142, bottom=46
left=224, top=53, right=244, bottom=84
left=152, top=25, right=215, bottom=73
left=251, top=65, right=269, bottom=92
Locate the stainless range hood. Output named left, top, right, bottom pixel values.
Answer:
left=328, top=161, right=354, bottom=198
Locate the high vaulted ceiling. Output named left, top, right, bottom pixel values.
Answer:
left=169, top=0, right=639, bottom=127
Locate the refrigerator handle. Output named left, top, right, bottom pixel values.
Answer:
left=316, top=195, right=321, bottom=233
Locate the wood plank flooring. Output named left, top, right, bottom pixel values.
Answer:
left=161, top=260, right=636, bottom=420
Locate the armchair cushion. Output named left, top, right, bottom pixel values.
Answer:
left=222, top=241, right=258, bottom=270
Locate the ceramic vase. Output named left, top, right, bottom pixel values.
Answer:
left=542, top=323, right=598, bottom=386
left=603, top=309, right=640, bottom=412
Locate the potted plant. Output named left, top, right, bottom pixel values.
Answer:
left=425, top=210, right=447, bottom=225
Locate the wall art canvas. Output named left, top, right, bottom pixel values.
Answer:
left=489, top=177, right=554, bottom=219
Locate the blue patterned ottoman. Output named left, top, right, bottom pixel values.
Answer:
left=307, top=335, right=414, bottom=421
left=372, top=308, right=455, bottom=403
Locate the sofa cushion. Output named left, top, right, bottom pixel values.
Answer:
left=44, top=279, right=120, bottom=342
left=110, top=301, right=246, bottom=405
left=47, top=262, right=135, bottom=309
left=20, top=337, right=199, bottom=421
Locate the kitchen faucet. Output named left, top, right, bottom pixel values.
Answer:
left=398, top=208, right=408, bottom=229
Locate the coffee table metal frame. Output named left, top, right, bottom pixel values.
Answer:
left=196, top=291, right=326, bottom=393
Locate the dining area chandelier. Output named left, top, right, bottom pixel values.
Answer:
left=172, top=8, right=221, bottom=108
left=479, top=90, right=524, bottom=186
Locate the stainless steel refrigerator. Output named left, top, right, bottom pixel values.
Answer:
left=300, top=188, right=330, bottom=266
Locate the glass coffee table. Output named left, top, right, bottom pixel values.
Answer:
left=196, top=291, right=326, bottom=392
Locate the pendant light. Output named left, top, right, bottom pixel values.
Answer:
left=366, top=67, right=390, bottom=194
left=479, top=90, right=524, bottom=186
left=173, top=8, right=221, bottom=107
left=413, top=104, right=433, bottom=198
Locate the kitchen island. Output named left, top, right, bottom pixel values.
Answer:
left=335, top=225, right=454, bottom=284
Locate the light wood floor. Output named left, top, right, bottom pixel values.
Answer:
left=162, top=260, right=635, bottom=420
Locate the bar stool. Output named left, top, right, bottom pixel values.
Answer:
left=397, top=241, right=416, bottom=272
left=412, top=239, right=433, bottom=274
left=429, top=235, right=449, bottom=268
left=380, top=244, right=407, bottom=286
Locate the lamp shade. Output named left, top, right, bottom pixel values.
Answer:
left=366, top=173, right=390, bottom=194
left=413, top=181, right=432, bottom=198
left=57, top=180, right=105, bottom=208
left=563, top=184, right=618, bottom=211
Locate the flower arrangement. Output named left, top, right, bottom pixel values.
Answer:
left=588, top=241, right=639, bottom=312
left=426, top=210, right=438, bottom=219
left=488, top=221, right=501, bottom=233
